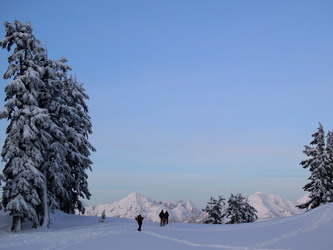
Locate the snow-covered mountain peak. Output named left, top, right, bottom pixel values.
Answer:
left=118, top=192, right=153, bottom=207
left=295, top=193, right=310, bottom=207
left=125, top=192, right=145, bottom=200
left=248, top=192, right=302, bottom=220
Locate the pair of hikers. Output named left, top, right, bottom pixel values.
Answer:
left=135, top=210, right=169, bottom=231
left=159, top=210, right=169, bottom=226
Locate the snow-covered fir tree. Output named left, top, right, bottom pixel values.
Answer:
left=202, top=196, right=225, bottom=224
left=297, top=123, right=333, bottom=210
left=0, top=20, right=49, bottom=232
left=99, top=210, right=106, bottom=222
left=325, top=130, right=333, bottom=195
left=0, top=20, right=95, bottom=231
left=38, top=57, right=72, bottom=221
left=225, top=193, right=257, bottom=224
left=58, top=75, right=95, bottom=214
left=0, top=174, right=3, bottom=210
left=35, top=56, right=95, bottom=217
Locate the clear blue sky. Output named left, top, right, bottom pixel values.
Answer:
left=1, top=0, right=333, bottom=208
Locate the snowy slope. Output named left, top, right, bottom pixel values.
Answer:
left=83, top=192, right=205, bottom=223
left=1, top=203, right=333, bottom=249
left=248, top=192, right=302, bottom=220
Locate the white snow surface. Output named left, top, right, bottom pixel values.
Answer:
left=1, top=202, right=333, bottom=249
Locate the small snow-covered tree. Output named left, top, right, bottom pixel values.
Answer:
left=226, top=193, right=257, bottom=224
left=241, top=199, right=258, bottom=223
left=99, top=210, right=106, bottom=222
left=297, top=123, right=333, bottom=210
left=202, top=196, right=225, bottom=224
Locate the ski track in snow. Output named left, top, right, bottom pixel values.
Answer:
left=0, top=218, right=288, bottom=250
left=142, top=231, right=285, bottom=250
left=141, top=205, right=331, bottom=250
left=251, top=205, right=332, bottom=248
left=0, top=215, right=312, bottom=250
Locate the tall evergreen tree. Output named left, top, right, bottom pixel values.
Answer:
left=0, top=20, right=49, bottom=231
left=225, top=193, right=257, bottom=224
left=0, top=20, right=95, bottom=231
left=37, top=57, right=71, bottom=225
left=297, top=123, right=333, bottom=210
left=0, top=173, right=3, bottom=210
left=58, top=75, right=95, bottom=214
left=326, top=131, right=333, bottom=194
left=202, top=196, right=225, bottom=224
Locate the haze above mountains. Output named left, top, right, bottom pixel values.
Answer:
left=83, top=192, right=306, bottom=223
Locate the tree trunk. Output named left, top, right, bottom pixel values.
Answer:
left=11, top=215, right=21, bottom=232
left=40, top=169, right=50, bottom=228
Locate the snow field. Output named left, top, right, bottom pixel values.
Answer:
left=1, top=203, right=333, bottom=250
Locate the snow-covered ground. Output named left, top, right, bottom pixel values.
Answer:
left=1, top=203, right=332, bottom=250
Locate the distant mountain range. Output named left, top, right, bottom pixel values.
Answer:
left=83, top=192, right=205, bottom=223
left=83, top=192, right=306, bottom=223
left=247, top=192, right=303, bottom=220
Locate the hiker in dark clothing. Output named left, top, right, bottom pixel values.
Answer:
left=135, top=214, right=144, bottom=231
left=159, top=210, right=166, bottom=226
left=165, top=211, right=169, bottom=224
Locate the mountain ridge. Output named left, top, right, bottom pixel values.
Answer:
left=83, top=192, right=205, bottom=223
left=83, top=192, right=303, bottom=223
left=247, top=192, right=302, bottom=220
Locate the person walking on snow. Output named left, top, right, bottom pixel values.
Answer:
left=165, top=210, right=169, bottom=224
left=135, top=214, right=144, bottom=231
left=159, top=210, right=166, bottom=226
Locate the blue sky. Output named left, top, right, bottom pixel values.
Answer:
left=0, top=0, right=333, bottom=208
